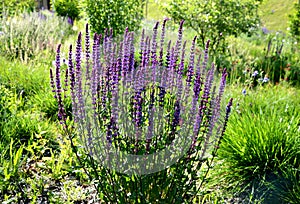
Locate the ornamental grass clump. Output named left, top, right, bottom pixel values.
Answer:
left=51, top=20, right=233, bottom=202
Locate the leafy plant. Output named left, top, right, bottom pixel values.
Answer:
left=0, top=141, right=25, bottom=197
left=51, top=21, right=233, bottom=202
left=83, top=0, right=143, bottom=37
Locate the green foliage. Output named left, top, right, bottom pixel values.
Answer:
left=164, top=0, right=261, bottom=54
left=0, top=0, right=36, bottom=18
left=0, top=57, right=85, bottom=202
left=289, top=3, right=300, bottom=40
left=0, top=140, right=26, bottom=195
left=216, top=84, right=300, bottom=202
left=0, top=10, right=72, bottom=63
left=52, top=0, right=80, bottom=23
left=271, top=167, right=300, bottom=204
left=84, top=0, right=143, bottom=36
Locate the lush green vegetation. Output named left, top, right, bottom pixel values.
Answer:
left=0, top=0, right=299, bottom=203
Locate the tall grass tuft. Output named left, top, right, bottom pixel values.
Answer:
left=216, top=85, right=300, bottom=202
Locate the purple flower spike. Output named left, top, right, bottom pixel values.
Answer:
left=220, top=98, right=234, bottom=136
left=151, top=22, right=159, bottom=82
left=186, top=36, right=197, bottom=84
left=75, top=32, right=85, bottom=120
left=68, top=44, right=78, bottom=122
left=85, top=24, right=91, bottom=84
left=172, top=20, right=185, bottom=72
left=218, top=68, right=227, bottom=99
left=159, top=18, right=169, bottom=67
left=172, top=100, right=181, bottom=128
left=202, top=40, right=210, bottom=77
left=129, top=33, right=135, bottom=73
left=50, top=68, right=56, bottom=95
left=140, top=29, right=145, bottom=63
left=55, top=44, right=66, bottom=122
left=64, top=68, right=68, bottom=92
left=176, top=41, right=187, bottom=98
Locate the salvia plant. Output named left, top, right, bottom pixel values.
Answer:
left=51, top=20, right=233, bottom=203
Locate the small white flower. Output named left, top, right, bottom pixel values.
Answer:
left=262, top=77, right=269, bottom=83
left=252, top=70, right=259, bottom=77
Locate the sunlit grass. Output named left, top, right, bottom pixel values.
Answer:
left=258, top=0, right=297, bottom=32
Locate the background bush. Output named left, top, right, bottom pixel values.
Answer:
left=83, top=0, right=143, bottom=36
left=164, top=0, right=261, bottom=55
left=52, top=0, right=80, bottom=24
left=0, top=0, right=36, bottom=18
left=289, top=3, right=300, bottom=41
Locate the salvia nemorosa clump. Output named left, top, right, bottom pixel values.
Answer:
left=51, top=19, right=233, bottom=201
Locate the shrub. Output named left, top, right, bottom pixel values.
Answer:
left=83, top=0, right=143, bottom=37
left=289, top=3, right=300, bottom=41
left=164, top=0, right=261, bottom=55
left=52, top=0, right=80, bottom=24
left=50, top=21, right=233, bottom=202
left=0, top=10, right=73, bottom=63
left=0, top=0, right=36, bottom=18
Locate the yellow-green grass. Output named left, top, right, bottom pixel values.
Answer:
left=259, top=0, right=298, bottom=32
